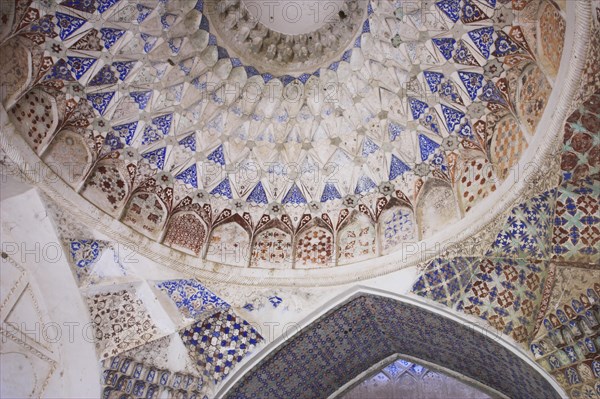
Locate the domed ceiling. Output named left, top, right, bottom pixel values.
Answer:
left=1, top=0, right=569, bottom=276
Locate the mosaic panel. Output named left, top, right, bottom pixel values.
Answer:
left=251, top=228, right=293, bottom=269
left=456, top=258, right=549, bottom=343
left=337, top=213, right=376, bottom=265
left=227, top=295, right=562, bottom=399
left=67, top=239, right=108, bottom=283
left=180, top=308, right=262, bottom=383
left=488, top=189, right=557, bottom=259
left=86, top=289, right=160, bottom=360
left=163, top=212, right=206, bottom=255
left=156, top=279, right=229, bottom=321
left=379, top=207, right=416, bottom=255
left=295, top=225, right=334, bottom=268
left=561, top=91, right=600, bottom=182
left=412, top=257, right=480, bottom=307
left=552, top=175, right=600, bottom=264
left=491, top=116, right=529, bottom=181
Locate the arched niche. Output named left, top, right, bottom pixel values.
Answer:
left=337, top=211, right=375, bottom=265
left=8, top=87, right=59, bottom=154
left=0, top=37, right=32, bottom=107
left=251, top=221, right=293, bottom=269
left=42, top=129, right=93, bottom=188
left=122, top=191, right=168, bottom=240
left=490, top=115, right=528, bottom=181
left=162, top=211, right=207, bottom=256
left=416, top=179, right=460, bottom=239
left=538, top=2, right=566, bottom=78
left=222, top=292, right=564, bottom=399
left=81, top=160, right=130, bottom=217
left=206, top=216, right=251, bottom=268
left=378, top=202, right=417, bottom=255
left=456, top=157, right=498, bottom=213
left=516, top=63, right=552, bottom=136
left=294, top=219, right=334, bottom=268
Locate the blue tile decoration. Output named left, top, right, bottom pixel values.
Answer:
left=68, top=239, right=107, bottom=281
left=423, top=71, right=444, bottom=93
left=361, top=137, right=380, bottom=157
left=140, top=33, right=158, bottom=53
left=156, top=279, right=229, bottom=320
left=492, top=31, right=520, bottom=57
left=389, top=155, right=411, bottom=181
left=355, top=174, right=377, bottom=195
left=87, top=92, right=115, bottom=116
left=112, top=61, right=136, bottom=81
left=175, top=164, right=198, bottom=188
left=268, top=296, right=283, bottom=308
left=458, top=71, right=484, bottom=101
left=103, top=133, right=123, bottom=152
left=130, top=91, right=152, bottom=110
left=440, top=104, right=465, bottom=133
left=418, top=134, right=440, bottom=162
left=453, top=40, right=479, bottom=66
left=468, top=27, right=495, bottom=59
left=100, top=28, right=125, bottom=50
left=97, top=0, right=121, bottom=13
left=282, top=183, right=307, bottom=205
left=479, top=80, right=507, bottom=105
left=436, top=0, right=461, bottom=22
left=136, top=4, right=153, bottom=23
left=210, top=178, right=233, bottom=199
left=247, top=182, right=269, bottom=205
left=89, top=64, right=118, bottom=86
left=142, top=147, right=167, bottom=170
left=60, top=0, right=96, bottom=14
left=432, top=38, right=456, bottom=60
left=489, top=189, right=557, bottom=258
left=45, top=59, right=75, bottom=81
left=67, top=56, right=97, bottom=80
left=321, top=183, right=342, bottom=202
left=409, top=98, right=429, bottom=120
left=412, top=257, right=479, bottom=307
left=55, top=12, right=87, bottom=40
left=388, top=122, right=404, bottom=141
left=112, top=122, right=138, bottom=145
left=226, top=295, right=562, bottom=399
left=181, top=308, right=262, bottom=383
left=179, top=135, right=196, bottom=152
left=207, top=145, right=225, bottom=166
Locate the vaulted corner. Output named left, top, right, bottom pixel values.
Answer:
left=1, top=0, right=599, bottom=398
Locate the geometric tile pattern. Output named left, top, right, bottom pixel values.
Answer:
left=488, top=189, right=557, bottom=259
left=491, top=116, right=529, bottom=180
left=226, top=295, right=562, bottom=399
left=560, top=91, right=600, bottom=182
left=86, top=289, right=160, bottom=360
left=456, top=258, right=549, bottom=343
left=412, top=257, right=479, bottom=307
left=552, top=175, right=600, bottom=264
left=156, top=279, right=230, bottom=320
left=180, top=308, right=262, bottom=384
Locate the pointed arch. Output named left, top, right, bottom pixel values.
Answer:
left=218, top=289, right=565, bottom=399
left=378, top=199, right=417, bottom=255
left=294, top=218, right=334, bottom=268
left=122, top=191, right=168, bottom=239
left=163, top=211, right=208, bottom=256
left=337, top=211, right=376, bottom=265
left=42, top=129, right=94, bottom=188
left=251, top=220, right=293, bottom=269
left=206, top=215, right=251, bottom=267
left=81, top=159, right=130, bottom=217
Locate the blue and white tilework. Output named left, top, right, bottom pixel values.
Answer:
left=156, top=279, right=230, bottom=321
